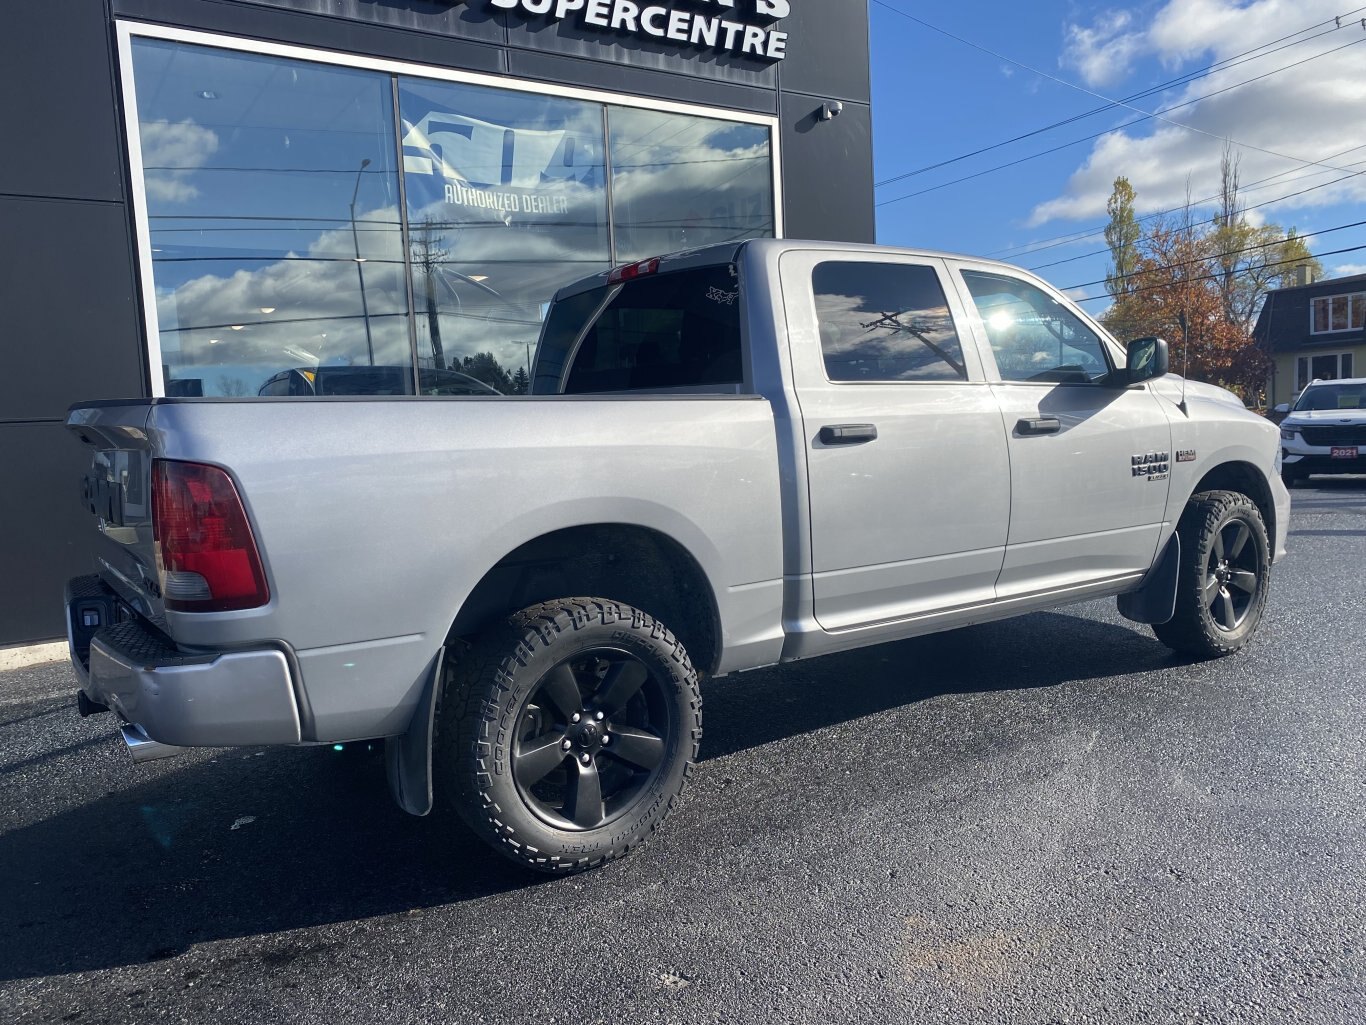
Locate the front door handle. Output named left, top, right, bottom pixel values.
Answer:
left=1016, top=416, right=1061, bottom=436
left=819, top=424, right=878, bottom=445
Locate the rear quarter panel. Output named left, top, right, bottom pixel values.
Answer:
left=144, top=396, right=784, bottom=741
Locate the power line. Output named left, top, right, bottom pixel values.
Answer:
left=1058, top=219, right=1366, bottom=292
left=1067, top=243, right=1366, bottom=303
left=872, top=2, right=1364, bottom=183
left=875, top=6, right=1366, bottom=188
left=1025, top=159, right=1366, bottom=271
left=991, top=142, right=1366, bottom=259
left=874, top=6, right=1366, bottom=209
left=994, top=147, right=1366, bottom=261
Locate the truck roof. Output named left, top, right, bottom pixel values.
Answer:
left=551, top=238, right=1033, bottom=301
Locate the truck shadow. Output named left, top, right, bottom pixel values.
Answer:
left=0, top=609, right=1165, bottom=980
left=700, top=609, right=1171, bottom=760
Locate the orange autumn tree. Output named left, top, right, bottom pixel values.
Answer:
left=1099, top=153, right=1318, bottom=405
left=1105, top=219, right=1268, bottom=399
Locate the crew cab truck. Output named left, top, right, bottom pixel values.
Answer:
left=65, top=239, right=1290, bottom=873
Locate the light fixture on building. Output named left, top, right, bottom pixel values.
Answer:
left=259, top=307, right=276, bottom=314
left=469, top=275, right=489, bottom=282
left=230, top=325, right=244, bottom=331
left=208, top=338, right=219, bottom=345
left=197, top=90, right=218, bottom=100
left=353, top=257, right=367, bottom=263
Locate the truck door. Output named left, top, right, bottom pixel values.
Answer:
left=778, top=250, right=1011, bottom=632
left=949, top=263, right=1172, bottom=598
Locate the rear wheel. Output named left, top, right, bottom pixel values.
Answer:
left=436, top=598, right=701, bottom=873
left=1152, top=490, right=1271, bottom=659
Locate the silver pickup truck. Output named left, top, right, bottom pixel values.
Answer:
left=65, top=239, right=1290, bottom=872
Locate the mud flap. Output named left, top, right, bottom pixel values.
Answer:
left=1117, top=534, right=1180, bottom=625
left=385, top=646, right=443, bottom=816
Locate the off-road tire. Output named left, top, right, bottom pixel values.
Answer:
left=435, top=598, right=702, bottom=874
left=1152, top=490, right=1271, bottom=659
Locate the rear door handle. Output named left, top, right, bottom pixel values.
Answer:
left=1016, top=416, right=1061, bottom=436
left=819, top=424, right=878, bottom=445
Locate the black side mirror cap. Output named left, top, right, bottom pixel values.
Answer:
left=1125, top=336, right=1169, bottom=384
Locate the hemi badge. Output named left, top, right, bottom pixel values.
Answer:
left=1176, top=449, right=1196, bottom=462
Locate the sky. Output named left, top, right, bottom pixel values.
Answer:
left=868, top=0, right=1366, bottom=316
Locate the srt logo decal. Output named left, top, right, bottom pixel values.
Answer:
left=1132, top=451, right=1170, bottom=481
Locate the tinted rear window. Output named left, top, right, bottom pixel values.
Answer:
left=535, top=266, right=743, bottom=394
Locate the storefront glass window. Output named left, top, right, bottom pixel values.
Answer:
left=608, top=108, right=774, bottom=263
left=397, top=79, right=611, bottom=395
left=131, top=39, right=409, bottom=397
left=128, top=37, right=775, bottom=398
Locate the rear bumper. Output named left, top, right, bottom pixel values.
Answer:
left=67, top=575, right=301, bottom=748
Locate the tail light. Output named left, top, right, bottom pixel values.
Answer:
left=152, top=460, right=270, bottom=612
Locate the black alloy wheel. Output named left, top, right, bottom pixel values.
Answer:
left=437, top=598, right=701, bottom=873
left=1203, top=516, right=1261, bottom=633
left=1152, top=490, right=1271, bottom=659
left=512, top=648, right=671, bottom=831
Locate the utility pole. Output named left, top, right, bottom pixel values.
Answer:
left=350, top=158, right=375, bottom=365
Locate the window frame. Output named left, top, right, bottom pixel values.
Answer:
left=115, top=20, right=782, bottom=398
left=1311, top=292, right=1366, bottom=334
left=1295, top=351, right=1356, bottom=391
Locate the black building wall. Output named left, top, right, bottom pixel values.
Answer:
left=1, top=0, right=873, bottom=645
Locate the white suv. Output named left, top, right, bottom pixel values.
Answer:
left=1278, top=377, right=1366, bottom=486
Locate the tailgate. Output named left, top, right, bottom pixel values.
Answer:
left=67, top=402, right=165, bottom=622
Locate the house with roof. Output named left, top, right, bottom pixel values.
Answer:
left=1254, top=271, right=1366, bottom=408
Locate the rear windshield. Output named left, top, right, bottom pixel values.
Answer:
left=532, top=265, right=743, bottom=394
left=1294, top=383, right=1366, bottom=411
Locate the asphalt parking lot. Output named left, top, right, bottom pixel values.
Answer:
left=2, top=480, right=1364, bottom=1025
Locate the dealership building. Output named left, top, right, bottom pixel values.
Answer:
left=1, top=0, right=874, bottom=645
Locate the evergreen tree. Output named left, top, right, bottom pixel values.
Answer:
left=511, top=367, right=530, bottom=395
left=460, top=352, right=515, bottom=394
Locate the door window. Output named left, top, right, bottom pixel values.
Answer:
left=961, top=271, right=1112, bottom=384
left=812, top=262, right=967, bottom=382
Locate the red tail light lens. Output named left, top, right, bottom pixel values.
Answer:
left=152, top=460, right=270, bottom=612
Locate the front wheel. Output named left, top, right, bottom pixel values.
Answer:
left=436, top=598, right=701, bottom=873
left=1152, top=490, right=1271, bottom=659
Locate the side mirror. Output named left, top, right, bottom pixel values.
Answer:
left=1125, top=336, right=1169, bottom=384
left=1273, top=403, right=1290, bottom=415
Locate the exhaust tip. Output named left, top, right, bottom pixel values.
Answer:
left=120, top=723, right=182, bottom=764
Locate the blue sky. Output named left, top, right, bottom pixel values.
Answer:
left=868, top=0, right=1366, bottom=316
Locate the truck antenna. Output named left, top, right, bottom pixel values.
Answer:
left=1177, top=309, right=1190, bottom=417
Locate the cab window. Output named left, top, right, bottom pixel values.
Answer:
left=561, top=266, right=743, bottom=394
left=961, top=271, right=1111, bottom=384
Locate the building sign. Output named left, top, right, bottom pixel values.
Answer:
left=486, top=0, right=792, bottom=62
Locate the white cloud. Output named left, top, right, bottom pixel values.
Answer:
left=1035, top=0, right=1366, bottom=228
left=1327, top=263, right=1366, bottom=278
left=140, top=119, right=219, bottom=204
left=1061, top=9, right=1146, bottom=87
